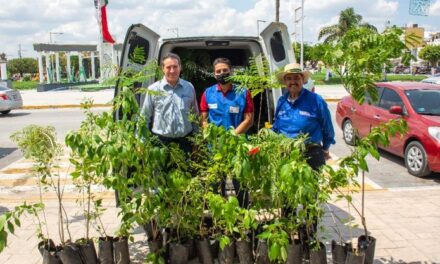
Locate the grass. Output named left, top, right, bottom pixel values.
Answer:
left=311, top=72, right=428, bottom=85
left=72, top=83, right=114, bottom=92
left=12, top=81, right=39, bottom=90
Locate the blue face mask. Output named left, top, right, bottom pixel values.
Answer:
left=215, top=72, right=231, bottom=84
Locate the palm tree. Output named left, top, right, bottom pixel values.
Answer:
left=275, top=0, right=280, bottom=22
left=318, top=7, right=377, bottom=43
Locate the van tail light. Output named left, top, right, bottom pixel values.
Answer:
left=0, top=94, right=9, bottom=100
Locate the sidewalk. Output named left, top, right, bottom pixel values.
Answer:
left=20, top=89, right=115, bottom=109
left=1, top=154, right=440, bottom=262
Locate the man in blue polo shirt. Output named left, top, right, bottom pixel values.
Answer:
left=200, top=57, right=254, bottom=207
left=273, top=63, right=335, bottom=170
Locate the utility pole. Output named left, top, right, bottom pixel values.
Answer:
left=293, top=6, right=302, bottom=60
left=18, top=44, right=26, bottom=59
left=300, top=0, right=304, bottom=70
left=275, top=0, right=280, bottom=22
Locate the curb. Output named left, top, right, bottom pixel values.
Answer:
left=21, top=103, right=112, bottom=110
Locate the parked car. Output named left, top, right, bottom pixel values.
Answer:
left=336, top=82, right=440, bottom=177
left=393, top=65, right=410, bottom=74
left=421, top=74, right=440, bottom=85
left=0, top=84, right=23, bottom=114
left=115, top=22, right=296, bottom=126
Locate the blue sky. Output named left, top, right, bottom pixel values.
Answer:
left=0, top=0, right=439, bottom=59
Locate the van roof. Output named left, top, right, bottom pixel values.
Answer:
left=162, top=36, right=260, bottom=43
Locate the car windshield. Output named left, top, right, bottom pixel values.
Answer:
left=405, top=89, right=440, bottom=116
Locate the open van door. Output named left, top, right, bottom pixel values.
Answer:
left=260, top=22, right=295, bottom=118
left=115, top=24, right=160, bottom=109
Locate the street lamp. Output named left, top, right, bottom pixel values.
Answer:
left=257, top=20, right=267, bottom=35
left=49, top=32, right=64, bottom=43
left=167, top=28, right=179, bottom=37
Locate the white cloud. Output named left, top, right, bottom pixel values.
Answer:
left=430, top=0, right=440, bottom=16
left=0, top=0, right=438, bottom=59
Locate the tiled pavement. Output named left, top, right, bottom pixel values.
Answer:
left=1, top=152, right=440, bottom=263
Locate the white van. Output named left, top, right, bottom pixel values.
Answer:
left=116, top=22, right=295, bottom=130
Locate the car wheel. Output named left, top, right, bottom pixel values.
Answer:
left=1, top=110, right=11, bottom=114
left=342, top=119, right=356, bottom=145
left=404, top=141, right=431, bottom=177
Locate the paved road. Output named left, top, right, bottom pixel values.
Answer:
left=0, top=108, right=108, bottom=169
left=1, top=105, right=439, bottom=188
left=328, top=102, right=440, bottom=189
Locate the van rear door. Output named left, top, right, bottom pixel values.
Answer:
left=260, top=22, right=295, bottom=113
left=116, top=24, right=160, bottom=104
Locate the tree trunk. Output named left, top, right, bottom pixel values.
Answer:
left=275, top=0, right=280, bottom=22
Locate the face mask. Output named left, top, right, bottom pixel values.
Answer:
left=215, top=72, right=231, bottom=85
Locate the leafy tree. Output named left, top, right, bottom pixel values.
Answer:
left=419, top=45, right=440, bottom=67
left=292, top=42, right=313, bottom=64
left=318, top=7, right=377, bottom=43
left=7, top=58, right=38, bottom=76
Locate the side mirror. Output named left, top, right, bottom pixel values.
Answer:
left=389, top=105, right=403, bottom=115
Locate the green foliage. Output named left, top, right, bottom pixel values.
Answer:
left=419, top=45, right=440, bottom=67
left=11, top=125, right=69, bottom=244
left=257, top=222, right=289, bottom=262
left=7, top=58, right=38, bottom=76
left=129, top=46, right=147, bottom=65
left=0, top=203, right=44, bottom=253
left=321, top=27, right=412, bottom=103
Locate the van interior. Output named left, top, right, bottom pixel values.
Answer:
left=158, top=39, right=273, bottom=132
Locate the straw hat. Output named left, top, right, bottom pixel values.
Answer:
left=276, top=63, right=310, bottom=83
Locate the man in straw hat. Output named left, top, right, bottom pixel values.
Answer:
left=272, top=63, right=335, bottom=170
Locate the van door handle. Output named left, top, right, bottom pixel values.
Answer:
left=373, top=115, right=380, bottom=120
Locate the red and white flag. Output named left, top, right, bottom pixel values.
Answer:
left=95, top=0, right=115, bottom=43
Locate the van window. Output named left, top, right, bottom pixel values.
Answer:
left=270, top=31, right=286, bottom=62
left=128, top=36, right=150, bottom=64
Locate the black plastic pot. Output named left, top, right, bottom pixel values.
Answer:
left=331, top=240, right=347, bottom=264
left=169, top=242, right=189, bottom=264
left=196, top=238, right=214, bottom=264
left=345, top=251, right=365, bottom=264
left=99, top=236, right=115, bottom=264
left=77, top=239, right=98, bottom=264
left=218, top=241, right=235, bottom=264
left=286, top=239, right=302, bottom=264
left=358, top=235, right=376, bottom=264
left=38, top=239, right=57, bottom=256
left=113, top=237, right=130, bottom=264
left=255, top=240, right=270, bottom=264
left=58, top=243, right=85, bottom=264
left=183, top=238, right=197, bottom=260
left=235, top=239, right=253, bottom=264
left=210, top=239, right=219, bottom=259
left=309, top=242, right=327, bottom=264
left=42, top=249, right=62, bottom=264
left=148, top=238, right=163, bottom=254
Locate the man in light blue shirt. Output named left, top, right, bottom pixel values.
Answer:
left=141, top=53, right=199, bottom=153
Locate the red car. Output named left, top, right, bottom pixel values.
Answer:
left=336, top=82, right=440, bottom=177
